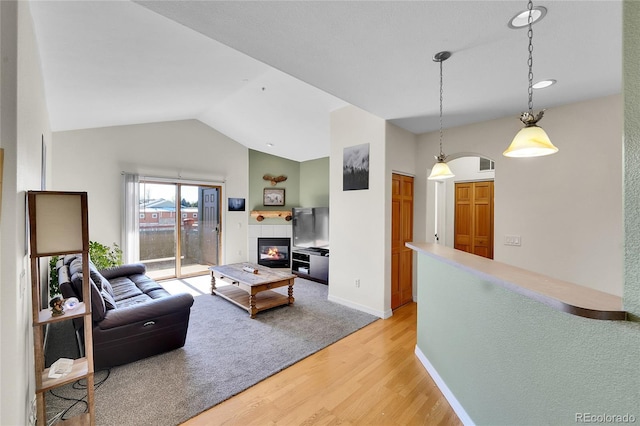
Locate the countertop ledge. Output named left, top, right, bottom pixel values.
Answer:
left=407, top=242, right=627, bottom=321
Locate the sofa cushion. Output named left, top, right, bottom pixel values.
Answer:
left=62, top=254, right=78, bottom=266
left=130, top=274, right=164, bottom=294
left=116, top=293, right=153, bottom=308
left=108, top=276, right=144, bottom=301
left=146, top=288, right=172, bottom=299
left=100, top=263, right=146, bottom=280
left=57, top=263, right=71, bottom=288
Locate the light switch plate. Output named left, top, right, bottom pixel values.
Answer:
left=504, top=235, right=522, bottom=246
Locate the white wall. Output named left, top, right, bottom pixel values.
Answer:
left=385, top=122, right=418, bottom=302
left=386, top=122, right=418, bottom=176
left=1, top=2, right=52, bottom=424
left=329, top=105, right=389, bottom=318
left=52, top=120, right=249, bottom=265
left=417, top=95, right=623, bottom=296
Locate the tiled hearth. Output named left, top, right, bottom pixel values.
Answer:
left=248, top=224, right=292, bottom=267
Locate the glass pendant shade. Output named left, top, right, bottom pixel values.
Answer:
left=505, top=0, right=558, bottom=158
left=503, top=125, right=558, bottom=157
left=428, top=160, right=455, bottom=180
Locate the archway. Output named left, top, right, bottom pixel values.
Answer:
left=430, top=153, right=495, bottom=252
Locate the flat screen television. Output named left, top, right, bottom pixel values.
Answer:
left=292, top=207, right=329, bottom=249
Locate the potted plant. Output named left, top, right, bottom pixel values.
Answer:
left=48, top=241, right=123, bottom=299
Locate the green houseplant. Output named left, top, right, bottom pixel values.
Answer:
left=48, top=241, right=123, bottom=299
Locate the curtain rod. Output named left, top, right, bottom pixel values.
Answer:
left=121, top=171, right=226, bottom=185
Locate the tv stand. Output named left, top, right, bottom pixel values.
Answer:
left=292, top=248, right=329, bottom=284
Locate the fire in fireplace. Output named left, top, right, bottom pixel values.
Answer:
left=257, top=237, right=291, bottom=268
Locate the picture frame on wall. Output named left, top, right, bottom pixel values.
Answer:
left=228, top=197, right=246, bottom=211
left=343, top=143, right=370, bottom=191
left=263, top=188, right=285, bottom=206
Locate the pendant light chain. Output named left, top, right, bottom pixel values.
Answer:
left=503, top=0, right=559, bottom=157
left=428, top=50, right=455, bottom=179
left=439, top=58, right=444, bottom=157
left=527, top=0, right=534, bottom=113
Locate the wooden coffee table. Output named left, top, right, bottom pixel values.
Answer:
left=209, top=263, right=296, bottom=318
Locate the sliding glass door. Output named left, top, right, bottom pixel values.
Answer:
left=139, top=181, right=221, bottom=280
left=178, top=185, right=220, bottom=277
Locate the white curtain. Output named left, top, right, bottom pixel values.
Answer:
left=122, top=173, right=140, bottom=264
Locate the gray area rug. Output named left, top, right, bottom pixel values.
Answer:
left=45, top=279, right=377, bottom=425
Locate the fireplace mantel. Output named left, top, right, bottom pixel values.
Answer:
left=250, top=210, right=292, bottom=222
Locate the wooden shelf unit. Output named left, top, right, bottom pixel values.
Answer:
left=36, top=302, right=88, bottom=325
left=39, top=358, right=90, bottom=392
left=28, top=191, right=95, bottom=426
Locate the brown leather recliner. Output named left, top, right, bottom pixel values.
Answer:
left=58, top=255, right=194, bottom=369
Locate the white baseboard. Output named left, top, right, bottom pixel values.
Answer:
left=414, top=345, right=475, bottom=426
left=327, top=294, right=391, bottom=318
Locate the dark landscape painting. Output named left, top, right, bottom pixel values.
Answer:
left=228, top=197, right=245, bottom=211
left=343, top=143, right=369, bottom=191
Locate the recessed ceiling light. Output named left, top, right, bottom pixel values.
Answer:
left=533, top=79, right=557, bottom=89
left=508, top=6, right=547, bottom=29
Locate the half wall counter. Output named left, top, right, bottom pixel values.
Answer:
left=406, top=242, right=626, bottom=320
left=406, top=242, right=639, bottom=425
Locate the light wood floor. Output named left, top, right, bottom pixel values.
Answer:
left=182, top=302, right=462, bottom=426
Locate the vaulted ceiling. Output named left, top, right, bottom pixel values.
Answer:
left=29, top=1, right=621, bottom=162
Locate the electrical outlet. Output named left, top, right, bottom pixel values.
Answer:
left=355, top=279, right=360, bottom=288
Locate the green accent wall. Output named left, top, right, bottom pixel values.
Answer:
left=249, top=149, right=300, bottom=224
left=416, top=255, right=640, bottom=425
left=624, top=0, right=640, bottom=318
left=248, top=150, right=329, bottom=224
left=300, top=157, right=329, bottom=207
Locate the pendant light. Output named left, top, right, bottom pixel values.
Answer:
left=503, top=0, right=558, bottom=158
left=428, top=51, right=455, bottom=180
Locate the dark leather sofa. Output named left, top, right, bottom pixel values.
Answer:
left=58, top=255, right=194, bottom=369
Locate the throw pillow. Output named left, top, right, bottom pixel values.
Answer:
left=91, top=270, right=115, bottom=298
left=101, top=289, right=117, bottom=310
left=69, top=257, right=107, bottom=321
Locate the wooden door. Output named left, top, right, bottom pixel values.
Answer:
left=454, top=181, right=494, bottom=259
left=392, top=174, right=414, bottom=309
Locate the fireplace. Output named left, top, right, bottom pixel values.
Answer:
left=257, top=237, right=291, bottom=268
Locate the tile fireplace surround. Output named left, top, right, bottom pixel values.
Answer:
left=248, top=224, right=292, bottom=267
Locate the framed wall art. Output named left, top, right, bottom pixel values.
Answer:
left=228, top=197, right=246, bottom=211
left=343, top=143, right=370, bottom=191
left=263, top=188, right=285, bottom=206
